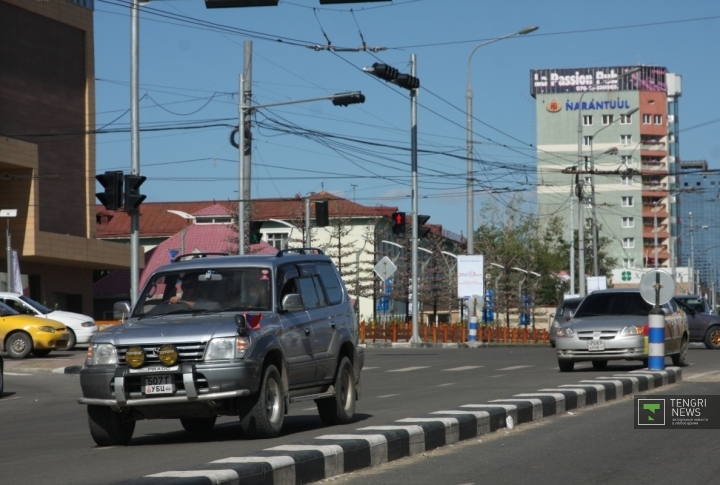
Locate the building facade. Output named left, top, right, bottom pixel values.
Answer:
left=531, top=65, right=682, bottom=288
left=1, top=0, right=128, bottom=315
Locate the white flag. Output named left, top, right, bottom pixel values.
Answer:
left=11, top=250, right=22, bottom=294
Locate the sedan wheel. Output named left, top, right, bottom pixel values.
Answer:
left=671, top=337, right=688, bottom=367
left=704, top=327, right=720, bottom=350
left=558, top=360, right=574, bottom=372
left=6, top=332, right=32, bottom=359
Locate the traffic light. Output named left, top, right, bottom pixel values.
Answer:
left=332, top=92, right=366, bottom=107
left=315, top=201, right=329, bottom=227
left=363, top=63, right=419, bottom=91
left=123, top=174, right=146, bottom=212
left=250, top=221, right=263, bottom=244
left=417, top=214, right=431, bottom=238
left=95, top=171, right=123, bottom=211
left=391, top=212, right=406, bottom=236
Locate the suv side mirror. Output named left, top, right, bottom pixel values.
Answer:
left=113, top=301, right=131, bottom=321
left=281, top=294, right=304, bottom=313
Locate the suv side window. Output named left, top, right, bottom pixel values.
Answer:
left=297, top=276, right=325, bottom=309
left=317, top=262, right=343, bottom=305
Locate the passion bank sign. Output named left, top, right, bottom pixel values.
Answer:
left=530, top=65, right=667, bottom=95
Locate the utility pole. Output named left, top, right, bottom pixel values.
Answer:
left=410, top=54, right=421, bottom=344
left=129, top=0, right=141, bottom=305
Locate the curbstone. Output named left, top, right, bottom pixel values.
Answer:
left=114, top=366, right=682, bottom=485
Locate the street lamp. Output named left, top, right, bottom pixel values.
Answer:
left=466, top=25, right=538, bottom=256
left=576, top=67, right=641, bottom=296
left=167, top=210, right=196, bottom=256
left=511, top=267, right=540, bottom=326
left=1, top=209, right=18, bottom=293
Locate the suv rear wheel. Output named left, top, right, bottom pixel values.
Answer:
left=316, top=357, right=356, bottom=425
left=704, top=327, right=720, bottom=350
left=239, top=364, right=284, bottom=439
left=592, top=360, right=608, bottom=370
left=558, top=360, right=574, bottom=372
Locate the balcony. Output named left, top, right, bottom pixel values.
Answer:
left=642, top=204, right=668, bottom=218
left=643, top=225, right=669, bottom=239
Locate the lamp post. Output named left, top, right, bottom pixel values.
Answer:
left=466, top=26, right=538, bottom=256
left=576, top=67, right=641, bottom=296
left=512, top=267, right=541, bottom=326
left=588, top=107, right=639, bottom=276
left=1, top=209, right=17, bottom=293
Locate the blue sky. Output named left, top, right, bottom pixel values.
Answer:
left=93, top=0, right=720, bottom=237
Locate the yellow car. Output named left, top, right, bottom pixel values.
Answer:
left=0, top=301, right=69, bottom=359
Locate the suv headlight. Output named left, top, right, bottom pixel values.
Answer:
left=204, top=336, right=249, bottom=361
left=620, top=325, right=643, bottom=336
left=87, top=343, right=118, bottom=365
left=557, top=327, right=575, bottom=338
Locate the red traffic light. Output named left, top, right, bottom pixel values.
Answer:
left=391, top=212, right=406, bottom=235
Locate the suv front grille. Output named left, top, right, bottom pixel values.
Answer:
left=117, top=342, right=207, bottom=365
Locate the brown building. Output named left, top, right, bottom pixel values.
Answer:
left=0, top=0, right=128, bottom=315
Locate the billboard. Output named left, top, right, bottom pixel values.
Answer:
left=457, top=255, right=484, bottom=299
left=530, top=65, right=667, bottom=96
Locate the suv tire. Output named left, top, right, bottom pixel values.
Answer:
left=87, top=405, right=135, bottom=446
left=180, top=416, right=217, bottom=436
left=316, top=357, right=356, bottom=425
left=704, top=327, right=720, bottom=350
left=239, top=364, right=284, bottom=439
left=671, top=337, right=689, bottom=366
left=558, top=360, right=574, bottom=372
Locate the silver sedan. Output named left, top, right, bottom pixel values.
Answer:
left=555, top=289, right=689, bottom=372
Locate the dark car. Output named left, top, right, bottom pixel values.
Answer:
left=79, top=249, right=363, bottom=446
left=549, top=297, right=584, bottom=347
left=673, top=295, right=720, bottom=349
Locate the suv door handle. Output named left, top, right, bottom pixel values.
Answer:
left=304, top=327, right=311, bottom=335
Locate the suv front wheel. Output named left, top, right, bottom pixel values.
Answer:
left=316, top=357, right=356, bottom=425
left=239, top=364, right=284, bottom=439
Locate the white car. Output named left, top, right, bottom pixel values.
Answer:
left=0, top=292, right=97, bottom=349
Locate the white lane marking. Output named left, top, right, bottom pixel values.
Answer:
left=489, top=375, right=504, bottom=378
left=387, top=366, right=429, bottom=372
left=362, top=367, right=379, bottom=370
left=149, top=470, right=239, bottom=480
left=686, top=370, right=720, bottom=380
left=496, top=365, right=534, bottom=371
left=377, top=394, right=399, bottom=398
left=4, top=372, right=32, bottom=376
left=443, top=366, right=482, bottom=371
left=303, top=407, right=316, bottom=411
left=0, top=396, right=22, bottom=402
left=437, top=383, right=456, bottom=387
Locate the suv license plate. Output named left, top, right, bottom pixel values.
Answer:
left=588, top=340, right=605, bottom=351
left=143, top=375, right=174, bottom=395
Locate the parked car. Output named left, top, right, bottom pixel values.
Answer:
left=555, top=289, right=689, bottom=372
left=79, top=249, right=364, bottom=446
left=0, top=292, right=97, bottom=349
left=0, top=301, right=70, bottom=358
left=549, top=297, right=584, bottom=348
left=673, top=295, right=720, bottom=349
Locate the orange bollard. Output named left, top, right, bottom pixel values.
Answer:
left=502, top=327, right=508, bottom=343
left=522, top=327, right=528, bottom=343
left=432, top=325, right=437, bottom=343
left=423, top=325, right=428, bottom=342
left=392, top=323, right=398, bottom=342
left=360, top=320, right=366, bottom=344
left=442, top=325, right=448, bottom=343
left=461, top=325, right=467, bottom=343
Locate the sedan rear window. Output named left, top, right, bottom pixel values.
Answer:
left=574, top=293, right=652, bottom=318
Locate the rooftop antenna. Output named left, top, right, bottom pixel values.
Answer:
left=351, top=184, right=358, bottom=202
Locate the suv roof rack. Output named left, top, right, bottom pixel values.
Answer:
left=172, top=252, right=229, bottom=263
left=277, top=247, right=324, bottom=257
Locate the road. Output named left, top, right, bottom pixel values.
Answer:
left=0, top=345, right=717, bottom=485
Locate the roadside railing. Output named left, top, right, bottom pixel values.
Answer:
left=359, top=321, right=549, bottom=345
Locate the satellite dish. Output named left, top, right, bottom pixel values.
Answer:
left=639, top=269, right=675, bottom=306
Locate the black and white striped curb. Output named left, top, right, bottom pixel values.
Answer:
left=116, top=367, right=681, bottom=485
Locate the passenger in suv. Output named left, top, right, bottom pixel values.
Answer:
left=79, top=249, right=363, bottom=446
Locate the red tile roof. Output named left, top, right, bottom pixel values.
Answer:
left=96, top=192, right=398, bottom=239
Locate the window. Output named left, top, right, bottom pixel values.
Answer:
left=583, top=115, right=593, bottom=126
left=266, top=233, right=289, bottom=250
left=643, top=114, right=651, bottom=124
left=297, top=276, right=324, bottom=309
left=583, top=136, right=592, bottom=146
left=623, top=258, right=636, bottom=268
left=622, top=217, right=634, bottom=228
left=602, top=114, right=614, bottom=125
left=621, top=175, right=633, bottom=186
left=623, top=238, right=635, bottom=249
left=620, top=114, right=632, bottom=124
left=654, top=114, right=663, bottom=125
left=621, top=155, right=635, bottom=167
left=317, top=262, right=343, bottom=305
left=620, top=134, right=632, bottom=146
left=622, top=196, right=634, bottom=207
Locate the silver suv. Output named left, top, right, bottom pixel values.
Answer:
left=78, top=249, right=363, bottom=446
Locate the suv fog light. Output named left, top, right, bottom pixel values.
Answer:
left=125, top=346, right=146, bottom=368
left=158, top=344, right=179, bottom=366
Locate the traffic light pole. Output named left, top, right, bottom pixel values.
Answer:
left=129, top=0, right=141, bottom=305
left=410, top=54, right=421, bottom=344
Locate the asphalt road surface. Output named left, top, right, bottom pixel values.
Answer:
left=1, top=345, right=717, bottom=485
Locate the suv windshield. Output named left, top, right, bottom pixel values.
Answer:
left=134, top=267, right=273, bottom=317
left=574, top=292, right=652, bottom=318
